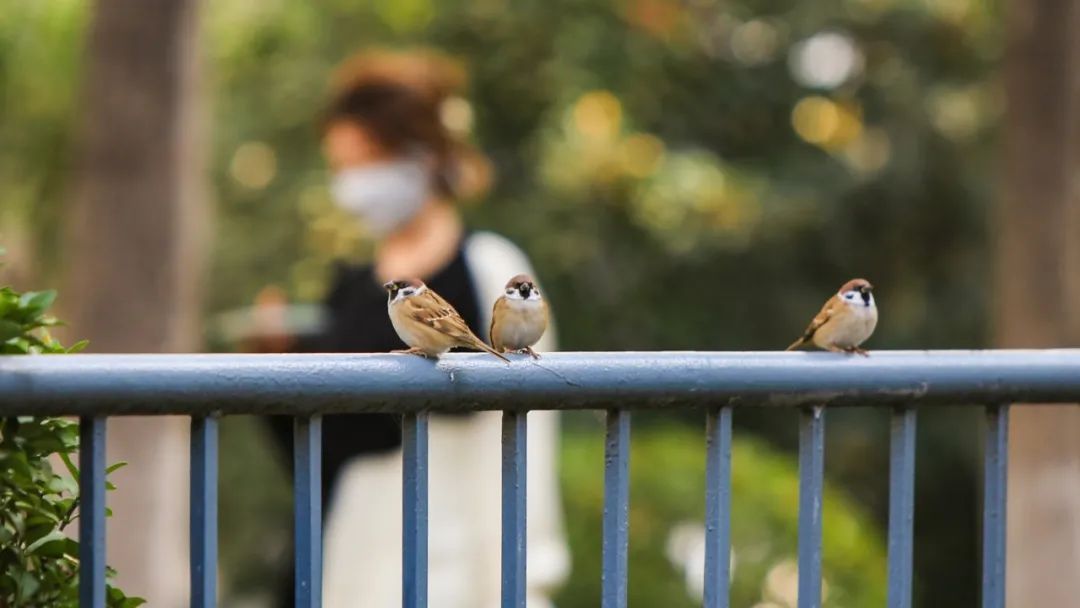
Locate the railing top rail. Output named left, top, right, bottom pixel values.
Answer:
left=2, top=350, right=1079, bottom=416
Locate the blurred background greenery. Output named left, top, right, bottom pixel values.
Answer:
left=0, top=0, right=1046, bottom=606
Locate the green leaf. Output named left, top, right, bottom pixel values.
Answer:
left=16, top=571, right=40, bottom=602
left=104, top=461, right=128, bottom=475
left=58, top=452, right=80, bottom=480
left=66, top=339, right=89, bottom=354
left=108, top=585, right=125, bottom=603
left=4, top=451, right=33, bottom=482
left=18, top=290, right=57, bottom=316
left=26, top=530, right=68, bottom=554
left=0, top=319, right=23, bottom=342
left=1, top=339, right=31, bottom=354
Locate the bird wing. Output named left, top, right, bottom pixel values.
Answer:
left=406, top=290, right=509, bottom=361
left=403, top=290, right=475, bottom=341
left=786, top=295, right=839, bottom=350
left=489, top=297, right=508, bottom=352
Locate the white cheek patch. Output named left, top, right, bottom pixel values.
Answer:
left=391, top=286, right=422, bottom=303
left=505, top=286, right=542, bottom=301
left=841, top=290, right=875, bottom=308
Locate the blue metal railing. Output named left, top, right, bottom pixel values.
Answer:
left=3, top=350, right=1080, bottom=608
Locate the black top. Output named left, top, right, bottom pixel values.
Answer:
left=266, top=240, right=482, bottom=501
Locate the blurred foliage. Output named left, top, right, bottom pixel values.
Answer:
left=0, top=252, right=141, bottom=607
left=218, top=418, right=888, bottom=607
left=1, top=0, right=1005, bottom=604
left=557, top=424, right=886, bottom=608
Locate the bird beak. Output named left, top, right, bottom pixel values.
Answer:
left=519, top=284, right=532, bottom=298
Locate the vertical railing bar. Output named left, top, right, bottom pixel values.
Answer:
left=294, top=415, right=322, bottom=608
left=797, top=405, right=825, bottom=608
left=981, top=404, right=1009, bottom=608
left=704, top=405, right=733, bottom=608
left=602, top=408, right=631, bottom=608
left=886, top=406, right=917, bottom=608
left=403, top=411, right=430, bottom=608
left=501, top=411, right=528, bottom=608
left=79, top=416, right=107, bottom=608
left=190, top=415, right=219, bottom=608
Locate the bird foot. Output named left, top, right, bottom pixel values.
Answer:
left=845, top=346, right=870, bottom=357
left=518, top=347, right=541, bottom=359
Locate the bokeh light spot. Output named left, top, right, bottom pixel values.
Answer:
left=439, top=96, right=474, bottom=136
left=792, top=97, right=863, bottom=150
left=619, top=133, right=666, bottom=178
left=789, top=31, right=863, bottom=90
left=730, top=19, right=781, bottom=66
left=926, top=85, right=986, bottom=141
left=791, top=97, right=840, bottom=145
left=229, top=141, right=277, bottom=190
left=842, top=127, right=892, bottom=175
left=573, top=90, right=623, bottom=142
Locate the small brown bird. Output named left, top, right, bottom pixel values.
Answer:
left=384, top=278, right=509, bottom=362
left=489, top=274, right=549, bottom=359
left=786, top=278, right=878, bottom=355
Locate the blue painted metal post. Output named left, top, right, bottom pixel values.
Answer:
left=501, top=411, right=528, bottom=608
left=294, top=416, right=322, bottom=608
left=190, top=416, right=219, bottom=608
left=704, top=406, right=733, bottom=608
left=403, top=412, right=430, bottom=608
left=79, top=417, right=107, bottom=608
left=982, top=404, right=1009, bottom=608
left=887, top=407, right=917, bottom=608
left=797, top=405, right=825, bottom=608
left=602, top=409, right=631, bottom=608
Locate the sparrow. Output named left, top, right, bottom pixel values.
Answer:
left=489, top=274, right=549, bottom=359
left=384, top=278, right=509, bottom=361
left=786, top=278, right=878, bottom=355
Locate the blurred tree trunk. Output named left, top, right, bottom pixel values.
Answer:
left=63, top=0, right=206, bottom=605
left=998, top=0, right=1080, bottom=605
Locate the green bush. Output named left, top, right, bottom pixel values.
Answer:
left=0, top=250, right=142, bottom=607
left=556, top=424, right=886, bottom=608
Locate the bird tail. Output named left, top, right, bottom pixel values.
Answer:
left=785, top=337, right=806, bottom=351
left=470, top=337, right=510, bottom=362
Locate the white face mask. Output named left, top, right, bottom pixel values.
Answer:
left=330, top=159, right=430, bottom=237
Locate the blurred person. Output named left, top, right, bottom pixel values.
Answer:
left=258, top=49, right=570, bottom=607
